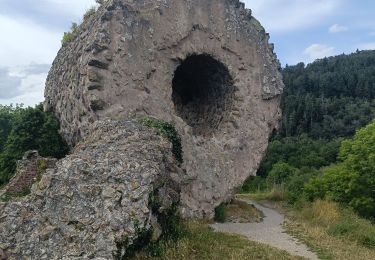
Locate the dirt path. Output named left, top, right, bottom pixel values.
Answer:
left=211, top=199, right=319, bottom=260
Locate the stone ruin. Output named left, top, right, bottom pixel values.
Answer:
left=45, top=0, right=283, bottom=217
left=0, top=0, right=283, bottom=258
left=0, top=121, right=181, bottom=259
left=2, top=151, right=57, bottom=197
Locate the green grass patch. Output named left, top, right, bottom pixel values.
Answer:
left=132, top=221, right=304, bottom=260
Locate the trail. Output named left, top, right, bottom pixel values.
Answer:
left=211, top=199, right=319, bottom=260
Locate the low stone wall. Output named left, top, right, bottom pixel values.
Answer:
left=0, top=120, right=182, bottom=259
left=3, top=151, right=56, bottom=196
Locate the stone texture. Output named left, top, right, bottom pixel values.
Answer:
left=0, top=120, right=182, bottom=259
left=44, top=0, right=284, bottom=217
left=3, top=151, right=57, bottom=196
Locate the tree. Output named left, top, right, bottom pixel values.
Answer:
left=304, top=120, right=375, bottom=218
left=266, top=162, right=298, bottom=187
left=0, top=104, right=69, bottom=186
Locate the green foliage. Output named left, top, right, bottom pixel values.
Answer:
left=0, top=193, right=11, bottom=202
left=241, top=176, right=266, bottom=193
left=83, top=7, right=96, bottom=20
left=37, top=159, right=47, bottom=181
left=281, top=51, right=375, bottom=139
left=244, top=51, right=375, bottom=220
left=214, top=203, right=227, bottom=223
left=0, top=105, right=22, bottom=152
left=327, top=209, right=375, bottom=249
left=304, top=120, right=375, bottom=218
left=257, top=135, right=341, bottom=177
left=285, top=167, right=319, bottom=204
left=116, top=188, right=186, bottom=258
left=266, top=162, right=298, bottom=187
left=0, top=104, right=69, bottom=186
left=139, top=117, right=183, bottom=165
left=133, top=222, right=303, bottom=259
left=61, top=22, right=78, bottom=45
left=17, top=186, right=31, bottom=197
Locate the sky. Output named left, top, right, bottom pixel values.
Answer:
left=0, top=0, right=374, bottom=106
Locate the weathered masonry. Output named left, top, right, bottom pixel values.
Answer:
left=44, top=0, right=284, bottom=217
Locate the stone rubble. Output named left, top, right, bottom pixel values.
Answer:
left=0, top=120, right=182, bottom=259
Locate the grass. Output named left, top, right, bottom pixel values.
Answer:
left=237, top=188, right=286, bottom=202
left=225, top=200, right=264, bottom=223
left=131, top=221, right=305, bottom=260
left=285, top=199, right=375, bottom=260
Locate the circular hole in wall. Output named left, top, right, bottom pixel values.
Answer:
left=172, top=54, right=234, bottom=135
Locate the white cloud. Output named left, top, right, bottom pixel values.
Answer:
left=0, top=71, right=47, bottom=107
left=243, top=0, right=341, bottom=32
left=40, top=0, right=97, bottom=17
left=357, top=43, right=375, bottom=50
left=304, top=44, right=335, bottom=62
left=329, top=24, right=348, bottom=33
left=0, top=15, right=61, bottom=67
left=0, top=64, right=50, bottom=106
left=0, top=0, right=96, bottom=106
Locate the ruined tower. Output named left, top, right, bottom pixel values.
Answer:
left=44, top=0, right=283, bottom=217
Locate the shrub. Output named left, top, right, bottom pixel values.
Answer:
left=61, top=22, right=79, bottom=45
left=266, top=162, right=298, bottom=188
left=139, top=117, right=183, bottom=165
left=214, top=203, right=227, bottom=223
left=285, top=167, right=318, bottom=203
left=83, top=7, right=96, bottom=21
left=241, top=176, right=266, bottom=193
left=304, top=120, right=375, bottom=218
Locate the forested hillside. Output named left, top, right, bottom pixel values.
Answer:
left=243, top=50, right=375, bottom=219
left=281, top=50, right=375, bottom=138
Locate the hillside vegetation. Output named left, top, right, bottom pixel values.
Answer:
left=242, top=50, right=375, bottom=258
left=0, top=104, right=68, bottom=186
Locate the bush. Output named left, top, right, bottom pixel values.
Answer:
left=266, top=162, right=298, bottom=188
left=61, top=22, right=78, bottom=45
left=214, top=203, right=227, bottom=223
left=241, top=176, right=266, bottom=193
left=304, top=120, right=375, bottom=218
left=285, top=167, right=318, bottom=203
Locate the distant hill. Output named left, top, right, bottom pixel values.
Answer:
left=280, top=50, right=375, bottom=139
left=252, top=50, right=375, bottom=177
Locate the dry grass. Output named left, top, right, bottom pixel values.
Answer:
left=132, top=221, right=305, bottom=260
left=285, top=200, right=375, bottom=260
left=237, top=189, right=285, bottom=202
left=225, top=200, right=264, bottom=223
left=300, top=199, right=340, bottom=227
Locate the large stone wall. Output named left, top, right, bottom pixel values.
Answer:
left=44, top=0, right=284, bottom=217
left=0, top=120, right=182, bottom=259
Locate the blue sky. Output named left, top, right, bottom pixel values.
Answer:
left=0, top=0, right=374, bottom=106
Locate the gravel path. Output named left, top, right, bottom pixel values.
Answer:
left=211, top=199, right=319, bottom=260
